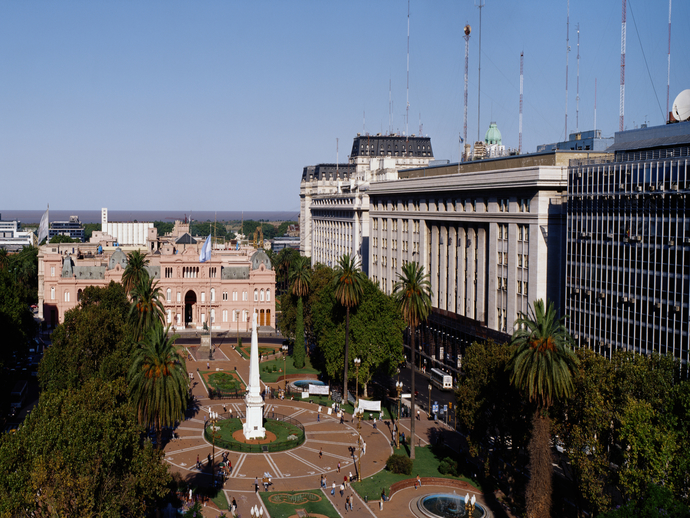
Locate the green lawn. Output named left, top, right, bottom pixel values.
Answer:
left=206, top=371, right=246, bottom=392
left=237, top=345, right=281, bottom=360
left=210, top=489, right=229, bottom=510
left=260, top=490, right=339, bottom=518
left=351, top=445, right=480, bottom=502
left=259, top=355, right=320, bottom=383
left=207, top=417, right=305, bottom=453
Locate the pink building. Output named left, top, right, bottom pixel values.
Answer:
left=38, top=235, right=275, bottom=331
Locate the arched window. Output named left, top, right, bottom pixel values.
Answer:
left=260, top=289, right=264, bottom=302
left=211, top=288, right=215, bottom=302
left=233, top=290, right=238, bottom=301
left=254, top=289, right=258, bottom=302
left=266, top=289, right=271, bottom=302
left=51, top=287, right=55, bottom=300
left=77, top=289, right=82, bottom=301
left=166, top=289, right=171, bottom=302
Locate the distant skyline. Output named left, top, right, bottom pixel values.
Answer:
left=1, top=1, right=689, bottom=211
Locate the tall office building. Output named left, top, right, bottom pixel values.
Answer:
left=300, top=134, right=434, bottom=273
left=565, top=121, right=690, bottom=366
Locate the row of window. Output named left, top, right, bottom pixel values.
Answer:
left=375, top=197, right=533, bottom=213
left=50, top=287, right=271, bottom=303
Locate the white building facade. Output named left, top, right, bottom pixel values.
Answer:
left=300, top=134, right=434, bottom=273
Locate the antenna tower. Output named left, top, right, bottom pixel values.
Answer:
left=406, top=0, right=410, bottom=139
left=619, top=0, right=626, bottom=131
left=419, top=113, right=422, bottom=135
left=575, top=23, right=580, bottom=133
left=565, top=0, right=570, bottom=139
left=463, top=25, right=471, bottom=154
left=594, top=78, right=597, bottom=132
left=667, top=0, right=672, bottom=122
left=519, top=51, right=524, bottom=154
left=476, top=0, right=485, bottom=142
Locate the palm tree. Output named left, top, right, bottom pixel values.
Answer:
left=289, top=255, right=312, bottom=368
left=122, top=250, right=150, bottom=294
left=333, top=254, right=367, bottom=404
left=128, top=323, right=188, bottom=448
left=392, top=262, right=432, bottom=460
left=129, top=277, right=165, bottom=341
left=507, top=299, right=579, bottom=518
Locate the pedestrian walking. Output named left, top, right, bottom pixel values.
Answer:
left=339, top=483, right=344, bottom=497
left=340, top=413, right=344, bottom=425
left=231, top=497, right=237, bottom=513
left=331, top=482, right=336, bottom=496
left=373, top=417, right=377, bottom=429
left=317, top=412, right=320, bottom=422
left=417, top=409, right=420, bottom=420
left=196, top=454, right=200, bottom=469
left=363, top=441, right=366, bottom=455
left=319, top=448, right=323, bottom=459
left=255, top=476, right=259, bottom=493
left=337, top=461, right=341, bottom=473
left=207, top=361, right=210, bottom=370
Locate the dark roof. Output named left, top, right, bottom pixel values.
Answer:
left=350, top=134, right=433, bottom=158
left=175, top=233, right=196, bottom=245
left=607, top=121, right=690, bottom=152
left=302, top=163, right=355, bottom=182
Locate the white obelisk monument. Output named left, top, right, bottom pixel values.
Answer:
left=243, top=312, right=266, bottom=440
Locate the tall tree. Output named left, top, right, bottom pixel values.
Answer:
left=507, top=299, right=578, bottom=518
left=289, top=255, right=312, bottom=368
left=392, top=262, right=432, bottom=460
left=333, top=254, right=366, bottom=403
left=128, top=323, right=188, bottom=449
left=129, top=277, right=165, bottom=341
left=122, top=250, right=150, bottom=294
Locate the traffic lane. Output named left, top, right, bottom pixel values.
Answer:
left=396, top=365, right=455, bottom=415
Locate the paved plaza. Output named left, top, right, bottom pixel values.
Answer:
left=166, top=334, right=496, bottom=518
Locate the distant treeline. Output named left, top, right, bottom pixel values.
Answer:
left=152, top=220, right=296, bottom=242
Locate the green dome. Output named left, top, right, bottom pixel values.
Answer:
left=484, top=122, right=502, bottom=145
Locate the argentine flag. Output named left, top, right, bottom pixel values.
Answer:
left=199, top=235, right=212, bottom=263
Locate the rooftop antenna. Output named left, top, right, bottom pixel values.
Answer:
left=476, top=0, right=485, bottom=142
left=619, top=0, right=627, bottom=131
left=565, top=0, right=570, bottom=139
left=463, top=24, right=471, bottom=157
left=418, top=113, right=422, bottom=135
left=594, top=78, right=597, bottom=132
left=406, top=0, right=410, bottom=139
left=666, top=0, right=672, bottom=122
left=389, top=78, right=393, bottom=135
left=575, top=23, right=580, bottom=133
left=519, top=51, right=524, bottom=154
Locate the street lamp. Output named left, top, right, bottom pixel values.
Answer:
left=428, top=384, right=432, bottom=419
left=209, top=410, right=220, bottom=474
left=464, top=494, right=476, bottom=516
left=353, top=357, right=361, bottom=407
left=355, top=408, right=364, bottom=482
left=282, top=344, right=289, bottom=393
left=395, top=381, right=403, bottom=448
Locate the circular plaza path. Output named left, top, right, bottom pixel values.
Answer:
left=164, top=332, right=494, bottom=518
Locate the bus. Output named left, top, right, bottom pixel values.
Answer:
left=429, top=368, right=453, bottom=391
left=10, top=381, right=28, bottom=411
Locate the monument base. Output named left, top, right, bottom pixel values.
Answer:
left=243, top=401, right=266, bottom=440
left=197, top=335, right=212, bottom=360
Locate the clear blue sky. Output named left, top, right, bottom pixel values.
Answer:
left=1, top=1, right=688, bottom=212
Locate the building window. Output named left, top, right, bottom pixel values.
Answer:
left=64, top=291, right=70, bottom=302
left=383, top=220, right=388, bottom=231
left=210, top=288, right=215, bottom=302
left=243, top=291, right=248, bottom=301
left=266, top=289, right=271, bottom=302
left=165, top=267, right=173, bottom=278
left=177, top=291, right=181, bottom=303
left=201, top=291, right=206, bottom=303
left=233, top=290, right=238, bottom=301
left=254, top=289, right=258, bottom=302
left=223, top=291, right=228, bottom=301
left=51, top=287, right=55, bottom=300
left=166, top=309, right=172, bottom=323
left=166, top=289, right=171, bottom=302
left=260, top=289, right=265, bottom=302
left=519, top=198, right=530, bottom=212
left=242, top=310, right=248, bottom=322
left=50, top=266, right=55, bottom=277
left=222, top=310, right=228, bottom=322
left=211, top=309, right=215, bottom=324
left=232, top=310, right=237, bottom=322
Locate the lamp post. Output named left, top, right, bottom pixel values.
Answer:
left=282, top=344, right=289, bottom=393
left=209, top=410, right=219, bottom=474
left=395, top=381, right=403, bottom=448
left=464, top=494, right=476, bottom=516
left=353, top=357, right=361, bottom=407
left=357, top=410, right=363, bottom=476
left=428, top=384, right=432, bottom=419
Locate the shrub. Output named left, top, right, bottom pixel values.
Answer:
left=386, top=454, right=413, bottom=475
left=438, top=457, right=458, bottom=477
